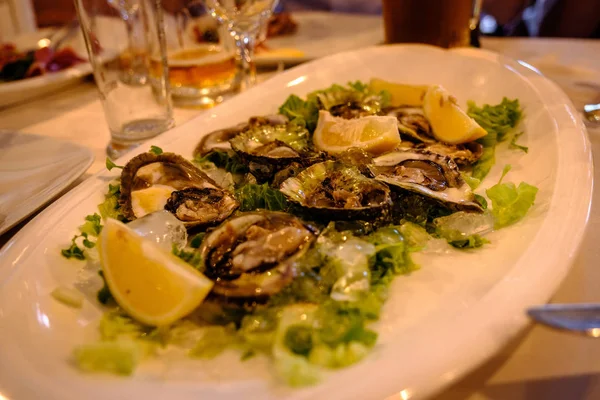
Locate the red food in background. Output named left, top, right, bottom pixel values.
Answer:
left=0, top=42, right=86, bottom=81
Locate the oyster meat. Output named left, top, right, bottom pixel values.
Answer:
left=386, top=106, right=436, bottom=144
left=280, top=160, right=392, bottom=221
left=199, top=211, right=317, bottom=300
left=119, top=152, right=238, bottom=228
left=368, top=150, right=483, bottom=212
left=414, top=141, right=484, bottom=166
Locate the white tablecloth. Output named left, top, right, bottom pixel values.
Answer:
left=1, top=37, right=600, bottom=400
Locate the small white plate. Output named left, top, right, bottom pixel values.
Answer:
left=256, top=12, right=383, bottom=65
left=0, top=45, right=592, bottom=400
left=0, top=29, right=93, bottom=109
left=0, top=131, right=94, bottom=235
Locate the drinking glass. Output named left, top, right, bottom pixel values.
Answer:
left=382, top=0, right=483, bottom=48
left=203, top=0, right=279, bottom=90
left=75, top=0, right=174, bottom=159
left=158, top=1, right=239, bottom=108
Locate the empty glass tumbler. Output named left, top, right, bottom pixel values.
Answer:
left=75, top=0, right=174, bottom=159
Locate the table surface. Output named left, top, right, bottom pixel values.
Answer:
left=1, top=37, right=600, bottom=400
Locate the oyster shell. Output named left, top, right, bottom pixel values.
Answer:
left=199, top=211, right=317, bottom=300
left=279, top=160, right=392, bottom=221
left=386, top=106, right=436, bottom=144
left=119, top=152, right=238, bottom=227
left=368, top=150, right=483, bottom=212
left=230, top=122, right=323, bottom=182
left=193, top=114, right=289, bottom=158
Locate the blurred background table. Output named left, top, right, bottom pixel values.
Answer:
left=1, top=37, right=600, bottom=399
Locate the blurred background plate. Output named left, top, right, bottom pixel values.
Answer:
left=0, top=29, right=93, bottom=108
left=0, top=130, right=94, bottom=234
left=255, top=12, right=383, bottom=66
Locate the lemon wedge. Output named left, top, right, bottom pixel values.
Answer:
left=313, top=111, right=401, bottom=155
left=99, top=218, right=213, bottom=326
left=370, top=78, right=429, bottom=107
left=422, top=85, right=488, bottom=145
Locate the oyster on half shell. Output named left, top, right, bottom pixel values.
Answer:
left=193, top=114, right=289, bottom=158
left=199, top=211, right=317, bottom=300
left=230, top=122, right=324, bottom=182
left=119, top=152, right=238, bottom=228
left=368, top=150, right=483, bottom=213
left=280, top=160, right=392, bottom=221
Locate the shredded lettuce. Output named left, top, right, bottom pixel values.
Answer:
left=467, top=98, right=523, bottom=184
left=461, top=172, right=481, bottom=191
left=509, top=131, right=528, bottom=153
left=189, top=324, right=239, bottom=359
left=235, top=183, right=289, bottom=212
left=195, top=150, right=248, bottom=174
left=449, top=235, right=490, bottom=249
left=149, top=145, right=163, bottom=155
left=368, top=226, right=418, bottom=276
left=278, top=94, right=320, bottom=132
left=105, top=157, right=124, bottom=171
left=468, top=97, right=522, bottom=143
left=273, top=304, right=321, bottom=386
left=172, top=245, right=203, bottom=271
left=98, top=182, right=124, bottom=221
left=486, top=166, right=538, bottom=229
left=61, top=213, right=102, bottom=260
left=73, top=341, right=142, bottom=375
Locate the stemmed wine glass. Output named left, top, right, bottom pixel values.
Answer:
left=203, top=0, right=279, bottom=90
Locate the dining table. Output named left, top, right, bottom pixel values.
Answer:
left=1, top=36, right=600, bottom=400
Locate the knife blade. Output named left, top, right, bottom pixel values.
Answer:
left=527, top=304, right=600, bottom=337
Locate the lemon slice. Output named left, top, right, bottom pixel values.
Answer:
left=422, top=85, right=488, bottom=145
left=370, top=78, right=429, bottom=107
left=313, top=111, right=401, bottom=155
left=99, top=218, right=213, bottom=326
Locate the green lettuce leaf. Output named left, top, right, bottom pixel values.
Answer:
left=189, top=324, right=239, bottom=359
left=467, top=97, right=522, bottom=143
left=195, top=150, right=248, bottom=174
left=486, top=165, right=539, bottom=229
left=467, top=98, right=523, bottom=184
left=509, top=131, right=528, bottom=153
left=73, top=341, right=142, bottom=376
left=449, top=234, right=490, bottom=249
left=278, top=94, right=320, bottom=132
left=235, top=183, right=289, bottom=212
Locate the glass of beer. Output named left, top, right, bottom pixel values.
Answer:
left=382, top=0, right=482, bottom=48
left=154, top=1, right=239, bottom=108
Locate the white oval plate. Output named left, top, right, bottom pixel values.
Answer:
left=0, top=45, right=592, bottom=400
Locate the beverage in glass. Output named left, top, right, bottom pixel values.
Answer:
left=155, top=2, right=239, bottom=108
left=382, top=0, right=482, bottom=48
left=203, top=0, right=279, bottom=89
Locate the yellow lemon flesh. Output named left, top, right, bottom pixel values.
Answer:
left=99, top=218, right=213, bottom=326
left=423, top=85, right=488, bottom=145
left=313, top=110, right=401, bottom=155
left=370, top=78, right=429, bottom=107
